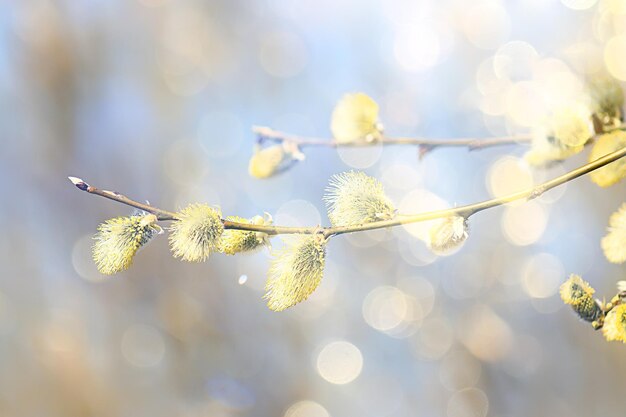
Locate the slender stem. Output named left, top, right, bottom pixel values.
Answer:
left=68, top=145, right=626, bottom=238
left=253, top=126, right=533, bottom=150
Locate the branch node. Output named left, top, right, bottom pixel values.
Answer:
left=528, top=186, right=547, bottom=200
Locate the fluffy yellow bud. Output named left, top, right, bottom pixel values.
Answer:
left=601, top=203, right=626, bottom=264
left=587, top=75, right=624, bottom=128
left=559, top=274, right=602, bottom=323
left=220, top=214, right=272, bottom=255
left=330, top=93, right=383, bottom=143
left=264, top=234, right=327, bottom=311
left=93, top=214, right=162, bottom=275
left=589, top=131, right=626, bottom=187
left=324, top=171, right=396, bottom=226
left=248, top=145, right=286, bottom=179
left=602, top=304, right=626, bottom=343
left=168, top=204, right=224, bottom=262
left=427, top=216, right=468, bottom=255
left=524, top=131, right=584, bottom=167
left=549, top=105, right=592, bottom=148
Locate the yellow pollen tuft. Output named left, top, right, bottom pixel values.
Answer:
left=330, top=93, right=383, bottom=143
left=603, top=304, right=626, bottom=343
left=589, top=131, right=626, bottom=188
left=264, top=234, right=327, bottom=311
left=168, top=204, right=224, bottom=262
left=601, top=203, right=626, bottom=264
left=324, top=171, right=396, bottom=227
left=427, top=216, right=469, bottom=255
left=248, top=145, right=286, bottom=179
left=220, top=214, right=272, bottom=255
left=559, top=274, right=602, bottom=323
left=92, top=214, right=161, bottom=275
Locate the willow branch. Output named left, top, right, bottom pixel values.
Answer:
left=253, top=126, right=533, bottom=151
left=69, top=145, right=626, bottom=239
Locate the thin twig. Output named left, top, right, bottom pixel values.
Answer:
left=69, top=145, right=626, bottom=239
left=253, top=126, right=533, bottom=150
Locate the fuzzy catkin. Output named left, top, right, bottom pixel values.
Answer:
left=324, top=171, right=396, bottom=226
left=168, top=204, right=224, bottom=262
left=601, top=203, right=626, bottom=264
left=524, top=131, right=584, bottom=167
left=264, top=234, right=327, bottom=311
left=589, top=131, right=626, bottom=187
left=603, top=304, right=626, bottom=342
left=559, top=274, right=603, bottom=323
left=330, top=93, right=382, bottom=143
left=587, top=75, right=624, bottom=126
left=549, top=105, right=592, bottom=148
left=248, top=145, right=285, bottom=179
left=93, top=214, right=161, bottom=275
left=220, top=215, right=271, bottom=255
left=427, top=216, right=468, bottom=254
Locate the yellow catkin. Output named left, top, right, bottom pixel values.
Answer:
left=264, top=235, right=326, bottom=311
left=559, top=274, right=602, bottom=323
left=220, top=215, right=271, bottom=255
left=324, top=171, right=396, bottom=226
left=601, top=203, right=626, bottom=264
left=589, top=131, right=626, bottom=187
left=602, top=304, right=626, bottom=343
left=330, top=93, right=383, bottom=143
left=427, top=216, right=468, bottom=255
left=587, top=74, right=624, bottom=128
left=168, top=204, right=224, bottom=262
left=549, top=105, right=592, bottom=148
left=524, top=131, right=584, bottom=167
left=93, top=214, right=161, bottom=275
left=248, top=145, right=286, bottom=179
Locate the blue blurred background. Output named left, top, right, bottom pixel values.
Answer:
left=1, top=0, right=625, bottom=416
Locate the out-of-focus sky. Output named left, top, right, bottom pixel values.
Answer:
left=0, top=0, right=625, bottom=416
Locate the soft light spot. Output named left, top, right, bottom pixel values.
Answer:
left=501, top=201, right=548, bottom=246
left=462, top=2, right=511, bottom=50
left=238, top=274, right=248, bottom=285
left=501, top=334, right=543, bottom=378
left=521, top=253, right=563, bottom=298
left=399, top=189, right=450, bottom=242
left=505, top=81, right=545, bottom=126
left=274, top=199, right=322, bottom=227
left=336, top=143, right=384, bottom=169
left=459, top=305, right=513, bottom=362
left=285, top=400, right=330, bottom=417
left=487, top=156, right=533, bottom=202
left=560, top=0, right=598, bottom=10
left=362, top=286, right=421, bottom=336
left=605, top=0, right=626, bottom=14
left=393, top=27, right=441, bottom=72
left=605, top=35, right=626, bottom=81
left=316, top=341, right=363, bottom=384
left=447, top=388, right=489, bottom=417
left=121, top=324, right=165, bottom=368
left=158, top=9, right=217, bottom=96
left=412, top=317, right=454, bottom=360
left=137, top=0, right=167, bottom=6
left=258, top=31, right=308, bottom=78
left=493, top=41, right=539, bottom=81
left=163, top=139, right=210, bottom=185
left=197, top=112, right=244, bottom=159
left=439, top=350, right=482, bottom=391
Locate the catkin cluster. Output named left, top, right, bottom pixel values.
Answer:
left=84, top=77, right=625, bottom=322
left=560, top=274, right=626, bottom=343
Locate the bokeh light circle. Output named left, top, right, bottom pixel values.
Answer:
left=316, top=341, right=363, bottom=384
